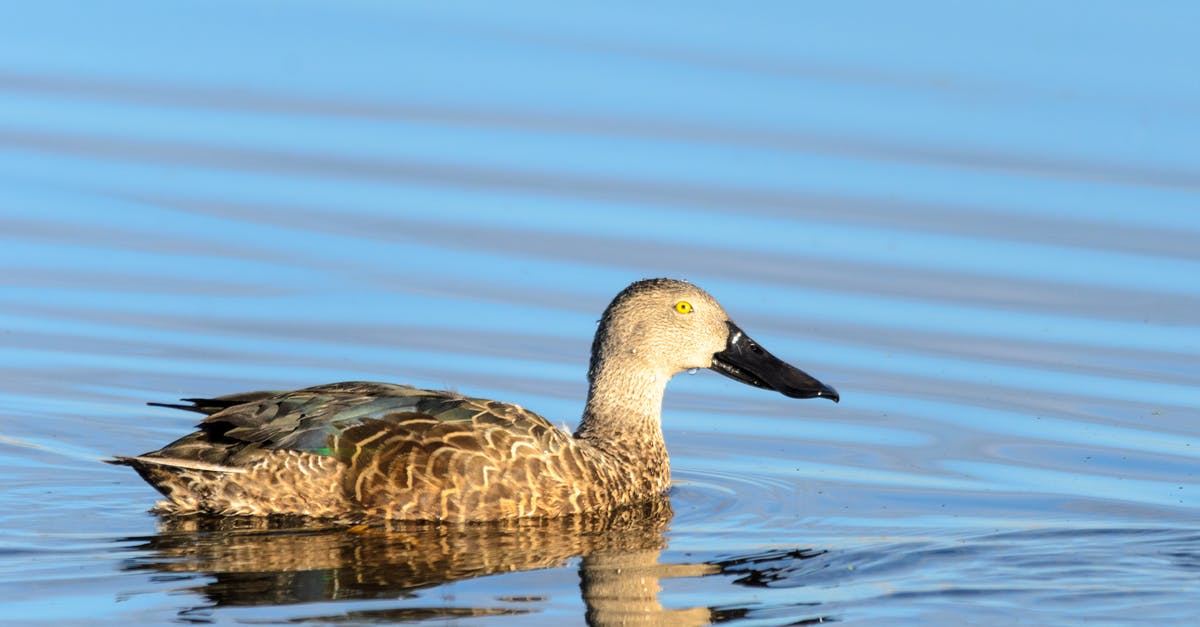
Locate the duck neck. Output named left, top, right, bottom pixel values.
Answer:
left=575, top=355, right=671, bottom=483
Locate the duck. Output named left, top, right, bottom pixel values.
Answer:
left=110, top=278, right=838, bottom=522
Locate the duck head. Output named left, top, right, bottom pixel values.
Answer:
left=590, top=278, right=839, bottom=402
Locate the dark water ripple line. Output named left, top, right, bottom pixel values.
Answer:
left=3, top=300, right=1193, bottom=452
left=100, top=193, right=1200, bottom=326
left=0, top=266, right=297, bottom=297
left=4, top=287, right=1193, bottom=430
left=111, top=192, right=1200, bottom=301
left=11, top=291, right=1188, bottom=387
left=712, top=527, right=1200, bottom=598
left=672, top=401, right=1196, bottom=509
left=68, top=149, right=1200, bottom=266
left=849, top=377, right=1195, bottom=456
left=10, top=276, right=1182, bottom=400
left=0, top=212, right=310, bottom=267
left=4, top=298, right=1194, bottom=423
left=3, top=294, right=1195, bottom=424
left=945, top=460, right=1197, bottom=510
left=0, top=322, right=583, bottom=372
left=438, top=13, right=1200, bottom=114
left=843, top=364, right=1198, bottom=430
left=796, top=319, right=1200, bottom=389
left=19, top=122, right=1194, bottom=233
left=11, top=195, right=1200, bottom=349
left=826, top=342, right=1198, bottom=411
left=3, top=71, right=1198, bottom=192
left=93, top=161, right=1200, bottom=265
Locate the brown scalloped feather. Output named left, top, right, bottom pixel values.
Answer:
left=112, top=383, right=666, bottom=521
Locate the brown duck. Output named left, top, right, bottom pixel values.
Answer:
left=111, top=278, right=838, bottom=521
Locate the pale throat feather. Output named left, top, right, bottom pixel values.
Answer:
left=575, top=349, right=671, bottom=460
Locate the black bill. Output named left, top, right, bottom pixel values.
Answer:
left=710, top=321, right=839, bottom=402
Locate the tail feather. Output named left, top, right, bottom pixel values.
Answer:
left=146, top=401, right=207, bottom=413
left=148, top=391, right=281, bottom=416
left=108, top=454, right=246, bottom=474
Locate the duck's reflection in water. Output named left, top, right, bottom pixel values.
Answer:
left=120, top=499, right=772, bottom=625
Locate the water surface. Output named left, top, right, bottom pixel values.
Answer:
left=1, top=2, right=1198, bottom=624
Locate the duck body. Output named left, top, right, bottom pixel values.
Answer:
left=113, top=279, right=837, bottom=521
left=116, top=382, right=665, bottom=521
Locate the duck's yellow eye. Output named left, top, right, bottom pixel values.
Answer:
left=674, top=300, right=693, bottom=314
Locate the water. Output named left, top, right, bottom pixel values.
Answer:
left=2, top=2, right=1198, bottom=624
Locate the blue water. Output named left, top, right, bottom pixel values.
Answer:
left=2, top=2, right=1198, bottom=624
